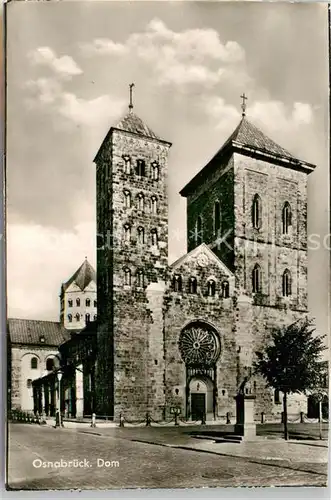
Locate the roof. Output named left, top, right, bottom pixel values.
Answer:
left=180, top=117, right=315, bottom=197
left=94, top=109, right=171, bottom=163
left=8, top=319, right=70, bottom=346
left=62, top=259, right=96, bottom=293
left=115, top=112, right=160, bottom=140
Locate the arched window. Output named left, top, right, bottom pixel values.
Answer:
left=123, top=224, right=131, bottom=242
left=76, top=298, right=80, bottom=307
left=68, top=314, right=72, bottom=323
left=173, top=274, right=182, bottom=292
left=46, top=358, right=54, bottom=371
left=137, top=226, right=145, bottom=244
left=151, top=162, right=159, bottom=180
left=274, top=389, right=281, bottom=404
left=75, top=313, right=80, bottom=322
left=86, top=313, right=91, bottom=324
left=252, top=194, right=262, bottom=229
left=94, top=300, right=97, bottom=307
left=27, top=379, right=32, bottom=389
left=221, top=280, right=230, bottom=298
left=123, top=155, right=131, bottom=175
left=86, top=298, right=91, bottom=307
left=282, top=202, right=292, bottom=234
left=124, top=190, right=131, bottom=209
left=207, top=279, right=216, bottom=297
left=214, top=201, right=221, bottom=237
left=31, top=357, right=38, bottom=369
left=68, top=299, right=73, bottom=307
left=196, top=216, right=203, bottom=245
left=252, top=264, right=261, bottom=293
left=124, top=267, right=131, bottom=286
left=189, top=277, right=197, bottom=294
left=151, top=196, right=157, bottom=215
left=137, top=192, right=144, bottom=211
left=151, top=228, right=158, bottom=246
left=282, top=269, right=292, bottom=297
left=135, top=159, right=146, bottom=177
left=137, top=270, right=144, bottom=288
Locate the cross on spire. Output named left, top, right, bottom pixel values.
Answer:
left=240, top=92, right=248, bottom=117
left=129, top=83, right=135, bottom=112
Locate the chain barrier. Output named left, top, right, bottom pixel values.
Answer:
left=150, top=416, right=176, bottom=426
left=178, top=417, right=201, bottom=425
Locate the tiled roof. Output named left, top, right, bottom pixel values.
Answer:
left=62, top=259, right=96, bottom=292
left=8, top=319, right=70, bottom=346
left=180, top=117, right=315, bottom=196
left=114, top=112, right=160, bottom=140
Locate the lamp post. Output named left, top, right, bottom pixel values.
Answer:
left=56, top=370, right=63, bottom=428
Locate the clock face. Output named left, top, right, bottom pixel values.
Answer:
left=179, top=324, right=220, bottom=366
left=197, top=254, right=209, bottom=267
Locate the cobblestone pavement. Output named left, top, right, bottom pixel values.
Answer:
left=7, top=424, right=327, bottom=489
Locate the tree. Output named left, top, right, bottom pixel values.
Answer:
left=254, top=318, right=326, bottom=440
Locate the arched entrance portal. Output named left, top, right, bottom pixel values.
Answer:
left=179, top=321, right=221, bottom=421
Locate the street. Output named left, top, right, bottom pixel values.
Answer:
left=7, top=423, right=327, bottom=489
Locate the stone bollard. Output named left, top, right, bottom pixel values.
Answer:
left=261, top=412, right=265, bottom=424
left=201, top=412, right=206, bottom=425
left=90, top=412, right=96, bottom=428
left=226, top=412, right=231, bottom=424
left=119, top=413, right=124, bottom=428
left=174, top=413, right=179, bottom=426
left=300, top=411, right=304, bottom=424
left=145, top=412, right=151, bottom=427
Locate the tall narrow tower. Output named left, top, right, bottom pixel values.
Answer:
left=94, top=87, right=172, bottom=419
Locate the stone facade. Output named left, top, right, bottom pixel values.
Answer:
left=94, top=109, right=320, bottom=422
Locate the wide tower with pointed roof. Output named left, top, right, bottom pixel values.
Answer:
left=60, top=258, right=97, bottom=330
left=94, top=87, right=172, bottom=418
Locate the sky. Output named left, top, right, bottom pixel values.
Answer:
left=5, top=1, right=329, bottom=338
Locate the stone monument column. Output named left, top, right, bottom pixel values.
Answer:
left=75, top=364, right=84, bottom=418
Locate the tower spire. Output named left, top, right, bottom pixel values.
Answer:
left=240, top=92, right=247, bottom=117
left=129, top=83, right=135, bottom=113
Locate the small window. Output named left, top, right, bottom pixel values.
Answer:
left=123, top=156, right=131, bottom=175
left=68, top=299, right=73, bottom=307
left=154, top=359, right=158, bottom=365
left=214, top=201, right=221, bottom=237
left=252, top=264, right=261, bottom=293
left=68, top=313, right=72, bottom=323
left=86, top=298, right=91, bottom=307
left=137, top=226, right=145, bottom=244
left=173, top=274, right=182, bottom=292
left=124, top=190, right=131, bottom=209
left=31, top=357, right=38, bottom=369
left=282, top=269, right=292, bottom=297
left=135, top=159, right=146, bottom=177
left=189, top=277, right=197, bottom=294
left=75, top=313, right=80, bottom=322
left=282, top=202, right=292, bottom=234
left=76, top=298, right=80, bottom=307
left=86, top=313, right=91, bottom=324
left=94, top=300, right=97, bottom=308
left=137, top=270, right=144, bottom=288
left=207, top=279, right=216, bottom=297
left=123, top=224, right=131, bottom=243
left=252, top=194, right=262, bottom=230
left=221, top=280, right=230, bottom=298
left=151, top=162, right=159, bottom=181
left=27, top=379, right=32, bottom=389
left=196, top=216, right=203, bottom=245
left=46, top=358, right=54, bottom=371
left=274, top=389, right=281, bottom=404
left=151, top=196, right=157, bottom=215
left=137, top=192, right=145, bottom=211
left=124, top=267, right=131, bottom=286
left=151, top=228, right=158, bottom=246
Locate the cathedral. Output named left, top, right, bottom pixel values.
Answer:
left=28, top=92, right=328, bottom=424
left=94, top=94, right=318, bottom=423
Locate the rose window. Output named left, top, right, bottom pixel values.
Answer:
left=179, top=324, right=220, bottom=366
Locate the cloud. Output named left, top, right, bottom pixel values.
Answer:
left=79, top=18, right=246, bottom=88
left=29, top=46, right=83, bottom=79
left=7, top=222, right=96, bottom=320
left=248, top=100, right=314, bottom=133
